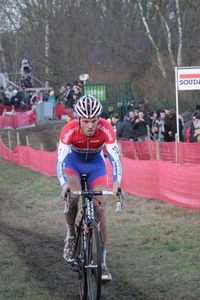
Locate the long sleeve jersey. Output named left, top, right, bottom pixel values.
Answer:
left=56, top=118, right=122, bottom=186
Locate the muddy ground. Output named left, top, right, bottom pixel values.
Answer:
left=0, top=120, right=146, bottom=300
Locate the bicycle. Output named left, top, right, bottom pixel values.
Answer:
left=64, top=174, right=123, bottom=300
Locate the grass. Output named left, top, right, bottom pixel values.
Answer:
left=0, top=236, right=51, bottom=299
left=1, top=158, right=200, bottom=299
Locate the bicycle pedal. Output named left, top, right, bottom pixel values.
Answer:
left=70, top=261, right=79, bottom=272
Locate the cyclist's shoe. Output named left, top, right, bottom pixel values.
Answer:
left=63, top=236, right=76, bottom=263
left=101, top=265, right=112, bottom=281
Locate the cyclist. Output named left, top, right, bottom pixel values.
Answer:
left=56, top=94, right=122, bottom=281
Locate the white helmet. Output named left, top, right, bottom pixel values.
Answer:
left=75, top=95, right=103, bottom=118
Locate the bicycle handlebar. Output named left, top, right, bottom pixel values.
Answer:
left=63, top=187, right=123, bottom=214
left=72, top=191, right=113, bottom=196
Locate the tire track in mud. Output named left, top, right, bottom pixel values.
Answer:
left=0, top=222, right=145, bottom=300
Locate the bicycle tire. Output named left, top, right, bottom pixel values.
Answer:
left=74, top=219, right=88, bottom=300
left=87, top=220, right=102, bottom=300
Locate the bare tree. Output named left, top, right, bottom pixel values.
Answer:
left=0, top=0, right=200, bottom=108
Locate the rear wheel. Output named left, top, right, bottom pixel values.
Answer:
left=87, top=220, right=102, bottom=300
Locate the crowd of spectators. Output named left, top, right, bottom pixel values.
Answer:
left=1, top=81, right=200, bottom=144
left=0, top=79, right=82, bottom=112
left=0, top=84, right=28, bottom=108
left=111, top=96, right=200, bottom=143
left=56, top=81, right=82, bottom=109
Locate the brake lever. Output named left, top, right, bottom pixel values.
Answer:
left=63, top=187, right=71, bottom=213
left=115, top=187, right=124, bottom=213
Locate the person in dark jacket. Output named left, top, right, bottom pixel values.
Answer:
left=161, top=113, right=173, bottom=142
left=117, top=118, right=131, bottom=140
left=117, top=111, right=136, bottom=140
left=0, top=86, right=6, bottom=105
left=181, top=111, right=192, bottom=142
left=111, top=113, right=122, bottom=131
left=132, top=111, right=150, bottom=142
left=169, top=109, right=184, bottom=142
left=10, top=89, right=27, bottom=108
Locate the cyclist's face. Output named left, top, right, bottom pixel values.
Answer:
left=79, top=117, right=99, bottom=137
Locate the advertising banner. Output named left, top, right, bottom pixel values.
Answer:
left=83, top=85, right=106, bottom=101
left=177, top=67, right=200, bottom=90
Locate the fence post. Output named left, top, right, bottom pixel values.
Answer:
left=147, top=125, right=153, bottom=160
left=3, top=109, right=6, bottom=129
left=156, top=140, right=160, bottom=160
left=8, top=131, right=12, bottom=161
left=16, top=132, right=20, bottom=144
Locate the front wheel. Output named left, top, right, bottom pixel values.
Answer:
left=74, top=220, right=88, bottom=300
left=87, top=220, right=102, bottom=300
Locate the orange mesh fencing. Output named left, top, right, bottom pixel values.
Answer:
left=1, top=139, right=200, bottom=209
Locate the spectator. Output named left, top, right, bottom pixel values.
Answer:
left=10, top=89, right=19, bottom=108
left=17, top=87, right=26, bottom=104
left=65, top=84, right=74, bottom=109
left=0, top=86, right=6, bottom=105
left=111, top=113, right=122, bottom=131
left=30, top=89, right=43, bottom=105
left=117, top=111, right=136, bottom=140
left=56, top=86, right=66, bottom=105
left=20, top=75, right=33, bottom=88
left=134, top=109, right=139, bottom=118
left=189, top=111, right=200, bottom=142
left=193, top=114, right=200, bottom=142
left=149, top=111, right=159, bottom=140
left=25, top=91, right=34, bottom=105
left=143, top=95, right=151, bottom=114
left=10, top=89, right=27, bottom=108
left=127, top=97, right=138, bottom=111
left=165, top=109, right=170, bottom=115
left=161, top=113, right=173, bottom=142
left=72, top=93, right=79, bottom=108
left=169, top=109, right=184, bottom=142
left=157, top=110, right=166, bottom=142
left=48, top=90, right=56, bottom=113
left=18, top=87, right=27, bottom=108
left=181, top=111, right=192, bottom=142
left=117, top=116, right=131, bottom=140
left=132, top=111, right=150, bottom=142
left=19, top=56, right=32, bottom=77
left=72, top=84, right=82, bottom=98
left=185, top=126, right=191, bottom=143
left=4, top=84, right=13, bottom=106
left=138, top=100, right=145, bottom=112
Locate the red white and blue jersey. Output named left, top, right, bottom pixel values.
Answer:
left=56, top=118, right=122, bottom=187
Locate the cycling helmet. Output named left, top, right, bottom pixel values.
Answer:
left=75, top=95, right=103, bottom=118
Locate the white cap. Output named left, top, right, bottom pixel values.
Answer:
left=13, top=89, right=18, bottom=95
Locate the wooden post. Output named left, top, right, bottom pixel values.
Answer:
left=8, top=131, right=12, bottom=161
left=3, top=109, right=6, bottom=129
left=16, top=132, right=20, bottom=145
left=26, top=136, right=29, bottom=146
left=133, top=144, right=137, bottom=160
left=12, top=107, right=16, bottom=130
left=147, top=125, right=153, bottom=160
left=156, top=140, right=160, bottom=160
